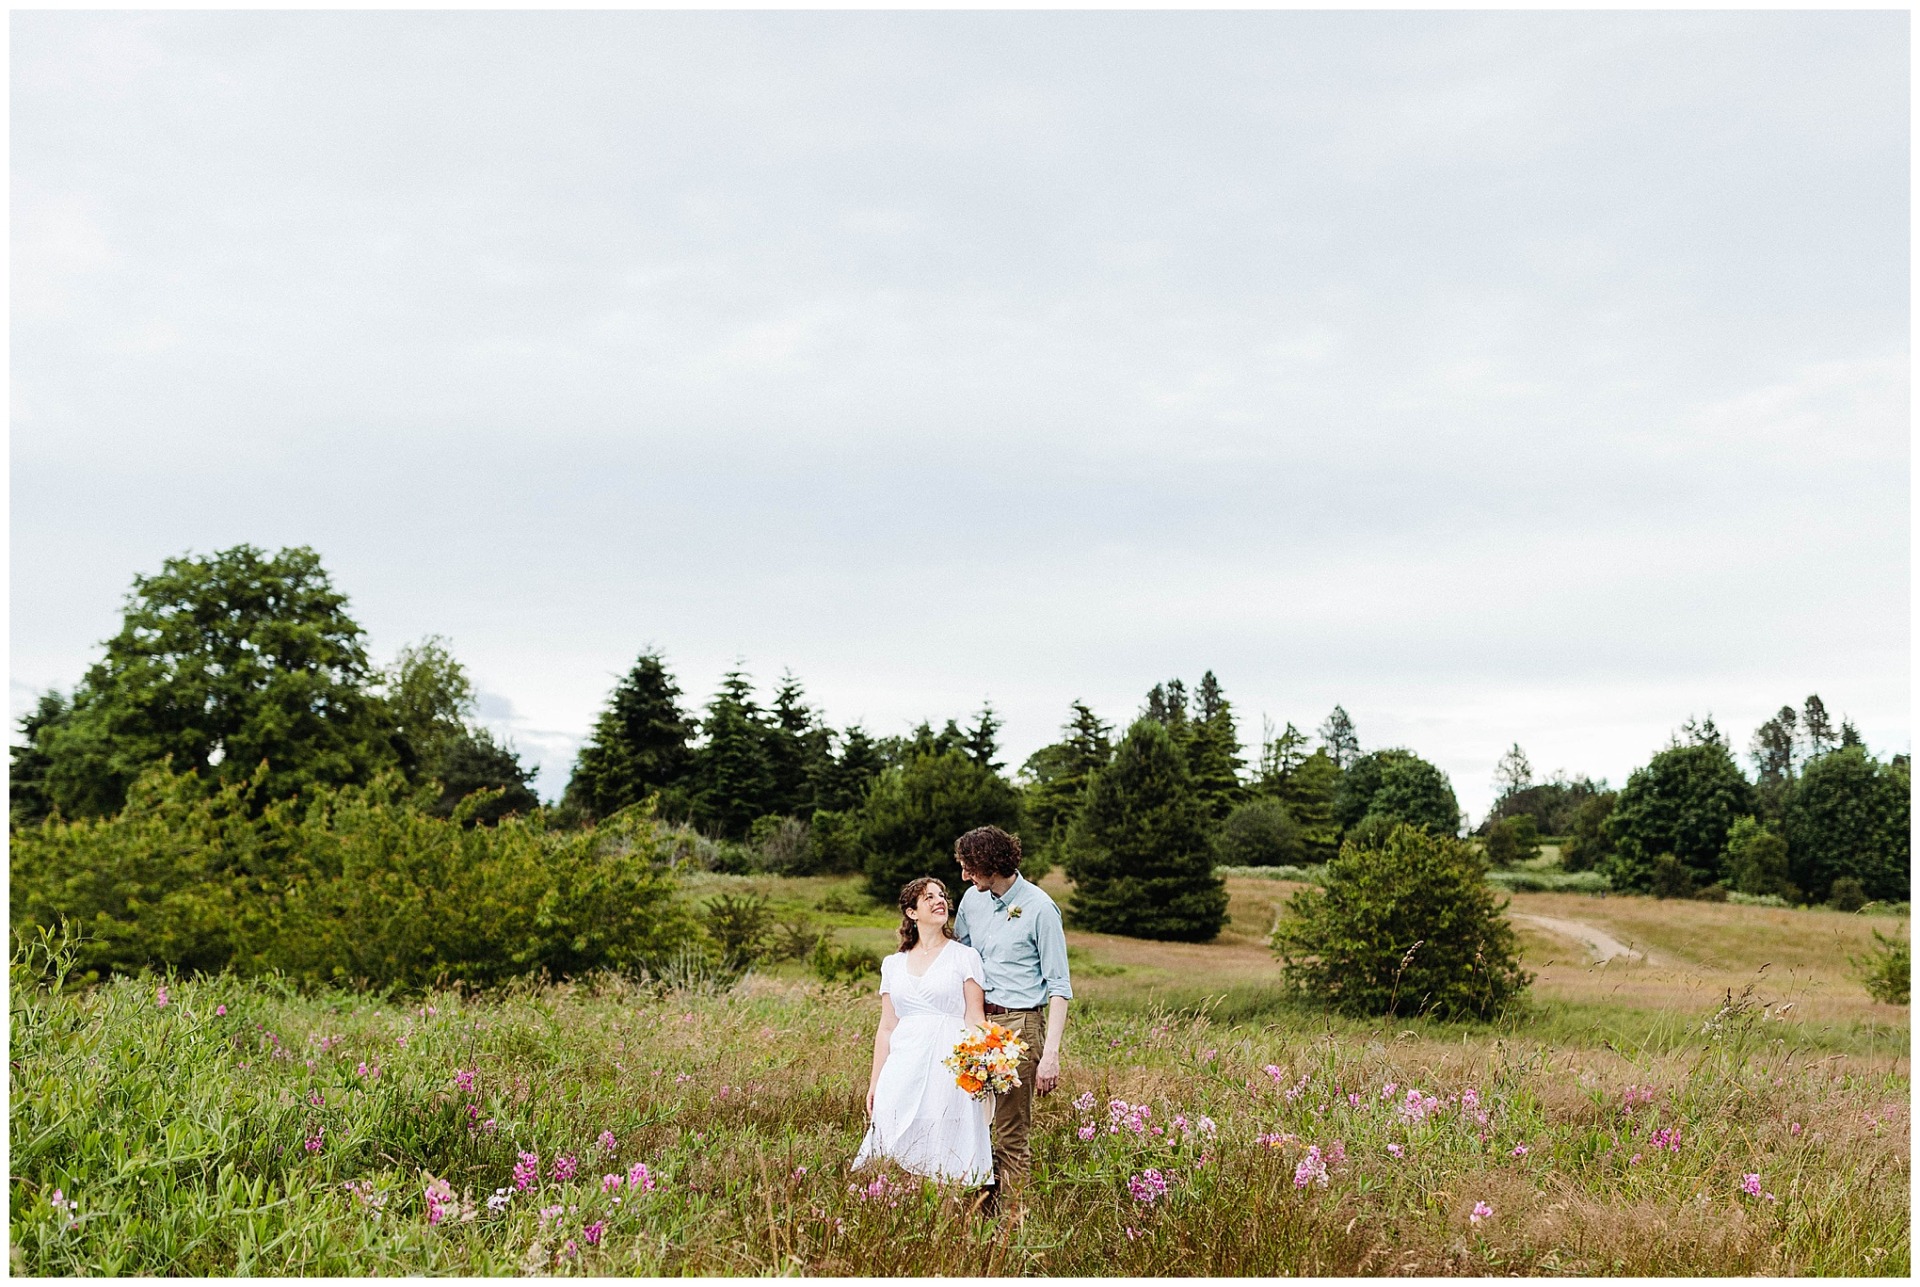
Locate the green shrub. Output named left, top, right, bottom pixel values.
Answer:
left=1852, top=929, right=1909, bottom=1005
left=1484, top=869, right=1610, bottom=894
left=9, top=765, right=701, bottom=989
left=1271, top=823, right=1530, bottom=1019
left=809, top=934, right=882, bottom=984
left=1559, top=791, right=1616, bottom=872
left=1725, top=816, right=1797, bottom=902
left=1603, top=739, right=1756, bottom=893
left=1483, top=814, right=1540, bottom=868
left=1649, top=853, right=1696, bottom=900
left=1828, top=876, right=1867, bottom=913
left=703, top=893, right=776, bottom=969
left=1213, top=798, right=1304, bottom=867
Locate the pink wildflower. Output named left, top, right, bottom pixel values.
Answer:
left=1386, top=1143, right=1404, bottom=1158
left=1381, top=1082, right=1398, bottom=1099
left=1462, top=1088, right=1479, bottom=1111
left=304, top=1128, right=325, bottom=1153
left=216, top=1005, right=228, bottom=1016
left=1470, top=1201, right=1493, bottom=1224
left=1326, top=1139, right=1346, bottom=1166
left=1511, top=1143, right=1530, bottom=1158
left=583, top=1220, right=605, bottom=1246
left=1072, top=1091, right=1096, bottom=1113
left=626, top=1162, right=655, bottom=1193
left=601, top=1173, right=624, bottom=1193
left=512, top=1151, right=540, bottom=1191
left=792, top=1165, right=808, bottom=1178
left=597, top=1130, right=617, bottom=1154
left=1127, top=1169, right=1171, bottom=1205
left=1650, top=1127, right=1681, bottom=1153
left=1789, top=1122, right=1802, bottom=1136
left=155, top=985, right=170, bottom=1008
left=1742, top=1173, right=1763, bottom=1197
left=454, top=1068, right=477, bottom=1093
left=424, top=1176, right=455, bottom=1225
left=551, top=1154, right=578, bottom=1183
left=1293, top=1146, right=1328, bottom=1188
left=1077, top=1124, right=1096, bottom=1141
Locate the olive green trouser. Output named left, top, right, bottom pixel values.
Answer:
left=987, top=1007, right=1045, bottom=1189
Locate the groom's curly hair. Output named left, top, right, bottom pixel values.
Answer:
left=954, top=825, right=1022, bottom=878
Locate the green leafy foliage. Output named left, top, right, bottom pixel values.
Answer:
left=17, top=545, right=400, bottom=820
left=853, top=750, right=1020, bottom=902
left=1559, top=791, right=1616, bottom=872
left=1336, top=749, right=1460, bottom=838
left=1782, top=746, right=1910, bottom=904
left=1852, top=929, right=1910, bottom=1005
left=1272, top=823, right=1530, bottom=1019
left=1213, top=798, right=1304, bottom=867
left=385, top=638, right=537, bottom=823
left=1482, top=814, right=1540, bottom=868
left=1603, top=737, right=1757, bottom=893
left=9, top=765, right=698, bottom=988
left=1724, top=816, right=1796, bottom=901
left=1066, top=718, right=1227, bottom=942
left=702, top=893, right=776, bottom=969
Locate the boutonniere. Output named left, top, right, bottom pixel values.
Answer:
left=1006, top=905, right=1024, bottom=920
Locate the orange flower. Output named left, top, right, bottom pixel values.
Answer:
left=958, top=1074, right=984, bottom=1094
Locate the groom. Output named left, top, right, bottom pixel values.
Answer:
left=951, top=825, right=1071, bottom=1212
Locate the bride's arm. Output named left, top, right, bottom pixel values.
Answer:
left=963, top=977, right=987, bottom=1028
left=867, top=993, right=900, bottom=1119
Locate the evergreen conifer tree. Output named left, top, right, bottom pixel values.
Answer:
left=963, top=703, right=1003, bottom=772
left=855, top=749, right=1020, bottom=901
left=1801, top=695, right=1836, bottom=759
left=690, top=670, right=777, bottom=838
left=564, top=650, right=696, bottom=821
left=1256, top=719, right=1310, bottom=795
left=1066, top=718, right=1227, bottom=941
left=1019, top=701, right=1114, bottom=859
left=765, top=672, right=832, bottom=817
left=1185, top=671, right=1245, bottom=822
left=1277, top=748, right=1341, bottom=863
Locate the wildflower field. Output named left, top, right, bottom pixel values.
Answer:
left=9, top=878, right=1910, bottom=1276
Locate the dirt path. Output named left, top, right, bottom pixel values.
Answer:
left=1513, top=913, right=1656, bottom=966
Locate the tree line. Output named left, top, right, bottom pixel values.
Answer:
left=11, top=545, right=1909, bottom=981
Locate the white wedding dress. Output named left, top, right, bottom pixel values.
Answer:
left=853, top=939, right=995, bottom=1184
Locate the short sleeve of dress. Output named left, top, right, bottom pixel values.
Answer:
left=959, top=943, right=986, bottom=990
left=877, top=954, right=896, bottom=995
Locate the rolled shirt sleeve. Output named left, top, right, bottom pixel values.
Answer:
left=1033, top=900, right=1074, bottom=1001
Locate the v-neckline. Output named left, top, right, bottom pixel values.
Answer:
left=903, top=940, right=952, bottom=980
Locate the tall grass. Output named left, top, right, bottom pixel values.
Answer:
left=10, top=931, right=1907, bottom=1276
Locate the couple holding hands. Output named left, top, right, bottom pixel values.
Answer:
left=852, top=825, right=1071, bottom=1215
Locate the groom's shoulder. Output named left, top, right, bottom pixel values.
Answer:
left=1017, top=876, right=1061, bottom=914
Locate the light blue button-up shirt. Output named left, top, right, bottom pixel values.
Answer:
left=952, top=874, right=1073, bottom=1010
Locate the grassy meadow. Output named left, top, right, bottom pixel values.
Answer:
left=9, top=872, right=1909, bottom=1276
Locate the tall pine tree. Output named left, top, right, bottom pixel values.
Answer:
left=1186, top=671, right=1245, bottom=822
left=1318, top=705, right=1360, bottom=769
left=765, top=671, right=833, bottom=817
left=690, top=669, right=777, bottom=838
left=564, top=650, right=696, bottom=821
left=1066, top=718, right=1228, bottom=942
left=1019, top=700, right=1114, bottom=859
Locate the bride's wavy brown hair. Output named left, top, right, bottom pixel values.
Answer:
left=896, top=876, right=958, bottom=953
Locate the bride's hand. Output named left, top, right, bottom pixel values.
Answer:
left=866, top=1087, right=876, bottom=1119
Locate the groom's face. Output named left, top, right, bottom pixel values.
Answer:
left=959, top=861, right=992, bottom=893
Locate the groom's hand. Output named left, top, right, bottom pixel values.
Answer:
left=1035, top=1051, right=1061, bottom=1095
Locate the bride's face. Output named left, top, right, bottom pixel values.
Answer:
left=912, top=886, right=949, bottom=925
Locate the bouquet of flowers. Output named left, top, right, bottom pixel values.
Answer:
left=944, top=1022, right=1029, bottom=1100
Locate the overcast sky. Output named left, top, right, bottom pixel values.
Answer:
left=11, top=10, right=1909, bottom=821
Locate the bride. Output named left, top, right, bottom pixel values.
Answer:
left=853, top=876, right=994, bottom=1184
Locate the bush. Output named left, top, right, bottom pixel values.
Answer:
left=9, top=765, right=701, bottom=989
left=1336, top=750, right=1460, bottom=837
left=1725, top=816, right=1797, bottom=902
left=1559, top=791, right=1616, bottom=872
left=703, top=893, right=776, bottom=969
left=809, top=934, right=882, bottom=984
left=1213, top=799, right=1304, bottom=867
left=853, top=750, right=1020, bottom=902
left=1649, top=853, right=1696, bottom=900
left=1483, top=815, right=1540, bottom=868
left=1271, top=823, right=1530, bottom=1019
left=749, top=815, right=815, bottom=874
left=1828, top=877, right=1867, bottom=913
left=1066, top=719, right=1227, bottom=942
left=1783, top=747, right=1910, bottom=904
left=1852, top=929, right=1910, bottom=1005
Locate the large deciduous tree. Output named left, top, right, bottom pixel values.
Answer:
left=1066, top=718, right=1228, bottom=942
left=1602, top=727, right=1757, bottom=893
left=1336, top=749, right=1460, bottom=837
left=385, top=637, right=538, bottom=823
left=1782, top=745, right=1909, bottom=904
left=16, top=545, right=398, bottom=819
